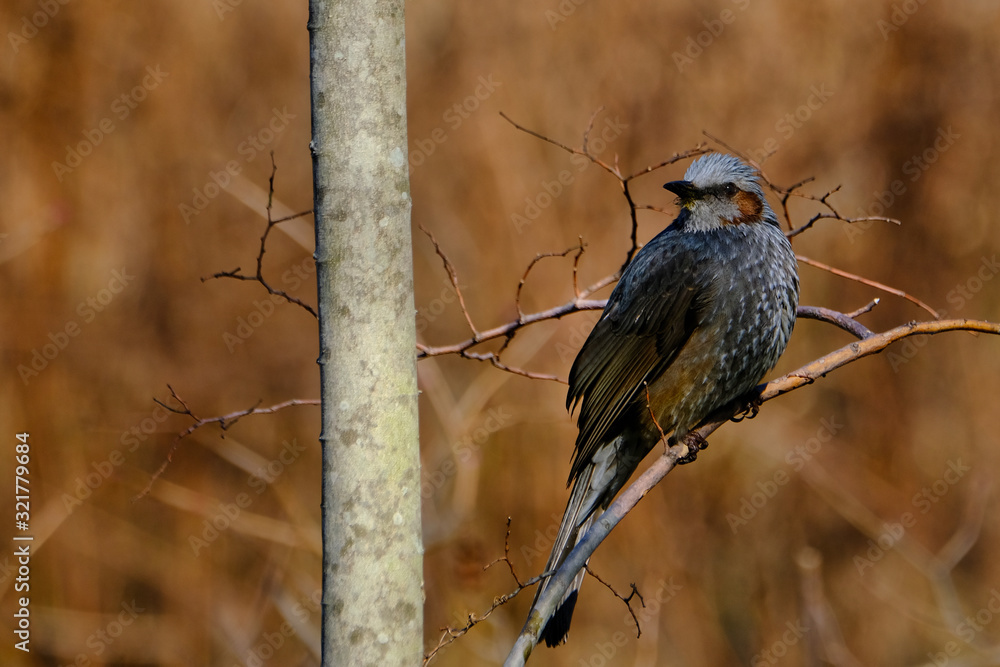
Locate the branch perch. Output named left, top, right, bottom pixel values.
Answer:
left=503, top=317, right=1000, bottom=665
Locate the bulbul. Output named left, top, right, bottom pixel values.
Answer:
left=529, top=153, right=799, bottom=647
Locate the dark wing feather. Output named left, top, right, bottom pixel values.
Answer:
left=566, top=231, right=710, bottom=482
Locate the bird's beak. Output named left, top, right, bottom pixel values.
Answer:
left=663, top=180, right=700, bottom=205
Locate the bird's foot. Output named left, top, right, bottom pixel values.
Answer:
left=730, top=391, right=763, bottom=423
left=676, top=432, right=708, bottom=465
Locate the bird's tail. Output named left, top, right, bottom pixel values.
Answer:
left=529, top=438, right=624, bottom=647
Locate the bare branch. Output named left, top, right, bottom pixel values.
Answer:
left=620, top=178, right=642, bottom=270
left=203, top=154, right=317, bottom=317
left=583, top=566, right=644, bottom=638
left=571, top=238, right=585, bottom=298
left=485, top=517, right=524, bottom=587
left=701, top=130, right=757, bottom=168
left=499, top=111, right=595, bottom=168
left=845, top=298, right=880, bottom=319
left=788, top=212, right=900, bottom=239
left=419, top=224, right=477, bottom=336
left=581, top=106, right=605, bottom=157
left=516, top=244, right=585, bottom=321
left=643, top=383, right=668, bottom=445
left=699, top=132, right=900, bottom=236
left=424, top=519, right=548, bottom=665
left=634, top=204, right=673, bottom=217
left=134, top=387, right=319, bottom=501
left=784, top=184, right=900, bottom=239
left=797, top=254, right=939, bottom=319
left=796, top=306, right=874, bottom=340
left=417, top=297, right=606, bottom=359
left=622, top=147, right=711, bottom=182
left=564, top=123, right=709, bottom=273
left=459, top=350, right=568, bottom=385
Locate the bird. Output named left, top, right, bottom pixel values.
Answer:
left=528, top=152, right=799, bottom=647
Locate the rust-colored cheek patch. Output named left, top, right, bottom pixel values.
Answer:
left=732, top=190, right=764, bottom=224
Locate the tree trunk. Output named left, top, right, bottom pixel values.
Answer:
left=309, top=1, right=423, bottom=664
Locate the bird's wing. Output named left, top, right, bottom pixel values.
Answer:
left=566, top=233, right=711, bottom=483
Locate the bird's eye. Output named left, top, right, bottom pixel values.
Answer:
left=723, top=183, right=738, bottom=197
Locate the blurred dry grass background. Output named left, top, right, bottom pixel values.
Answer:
left=2, top=1, right=1000, bottom=665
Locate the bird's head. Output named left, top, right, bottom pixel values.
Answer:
left=664, top=153, right=778, bottom=231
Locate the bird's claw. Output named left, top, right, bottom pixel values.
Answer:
left=676, top=432, right=708, bottom=464
left=730, top=392, right=763, bottom=422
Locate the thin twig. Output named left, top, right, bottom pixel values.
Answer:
left=134, top=388, right=319, bottom=501
left=622, top=146, right=710, bottom=182
left=419, top=224, right=477, bottom=336
left=417, top=297, right=607, bottom=359
left=796, top=306, right=874, bottom=340
left=702, top=131, right=902, bottom=236
left=484, top=517, right=524, bottom=587
left=500, top=111, right=708, bottom=184
left=845, top=298, right=880, bottom=319
left=516, top=245, right=584, bottom=321
left=621, top=178, right=641, bottom=270
left=424, top=518, right=547, bottom=665
left=785, top=184, right=900, bottom=239
left=571, top=238, right=585, bottom=298
left=459, top=350, right=568, bottom=384
left=797, top=255, right=939, bottom=319
left=701, top=130, right=753, bottom=168
left=583, top=565, right=644, bottom=638
left=644, top=382, right=670, bottom=452
left=204, top=155, right=317, bottom=317
left=581, top=106, right=605, bottom=157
